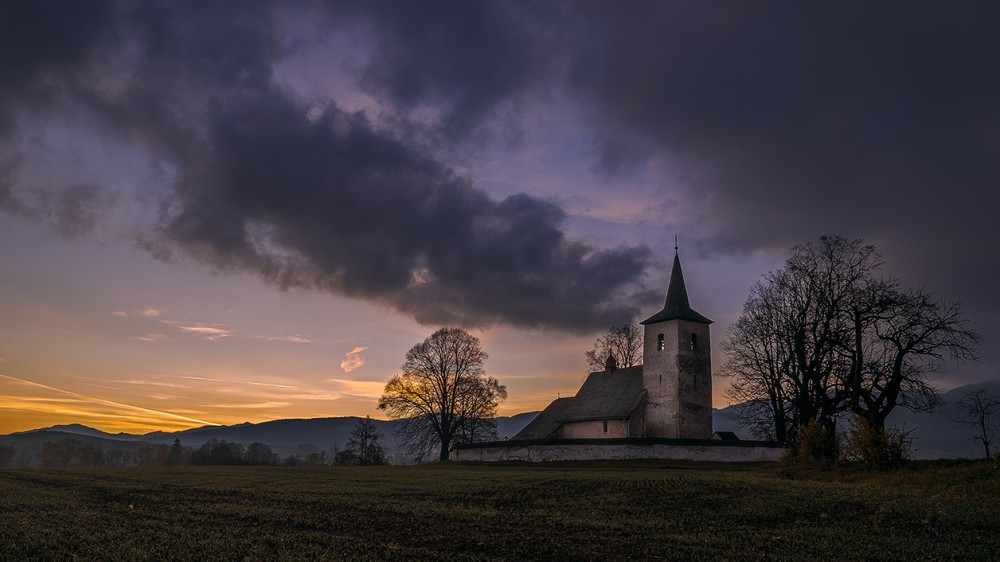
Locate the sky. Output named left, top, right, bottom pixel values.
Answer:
left=1, top=1, right=998, bottom=434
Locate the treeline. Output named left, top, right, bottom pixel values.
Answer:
left=0, top=437, right=389, bottom=468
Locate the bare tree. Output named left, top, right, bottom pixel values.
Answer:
left=585, top=323, right=643, bottom=373
left=954, top=388, right=1000, bottom=459
left=843, top=288, right=979, bottom=430
left=723, top=235, right=979, bottom=450
left=0, top=444, right=15, bottom=468
left=344, top=416, right=388, bottom=465
left=723, top=236, right=876, bottom=446
left=379, top=327, right=507, bottom=461
left=722, top=290, right=795, bottom=442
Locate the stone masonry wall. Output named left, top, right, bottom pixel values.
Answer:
left=451, top=440, right=784, bottom=463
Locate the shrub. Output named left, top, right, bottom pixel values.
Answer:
left=842, top=419, right=911, bottom=470
left=783, top=419, right=839, bottom=469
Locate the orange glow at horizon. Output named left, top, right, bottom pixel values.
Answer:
left=0, top=372, right=219, bottom=434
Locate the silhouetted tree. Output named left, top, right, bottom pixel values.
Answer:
left=585, top=323, right=643, bottom=373
left=954, top=388, right=1000, bottom=459
left=38, top=440, right=67, bottom=467
left=245, top=442, right=278, bottom=465
left=190, top=440, right=245, bottom=465
left=104, top=449, right=133, bottom=467
left=379, top=327, right=507, bottom=461
left=166, top=438, right=185, bottom=466
left=0, top=444, right=15, bottom=467
left=724, top=236, right=979, bottom=456
left=343, top=416, right=388, bottom=466
left=303, top=451, right=328, bottom=466
left=37, top=438, right=103, bottom=467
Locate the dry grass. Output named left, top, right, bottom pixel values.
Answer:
left=0, top=460, right=997, bottom=560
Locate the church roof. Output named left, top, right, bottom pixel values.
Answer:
left=558, top=365, right=646, bottom=422
left=641, top=250, right=712, bottom=325
left=512, top=397, right=573, bottom=440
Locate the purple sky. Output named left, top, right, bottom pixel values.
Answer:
left=1, top=1, right=997, bottom=433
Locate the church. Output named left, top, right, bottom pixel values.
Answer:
left=451, top=248, right=782, bottom=462
left=512, top=246, right=715, bottom=441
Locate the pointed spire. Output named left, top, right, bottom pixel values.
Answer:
left=640, top=244, right=712, bottom=325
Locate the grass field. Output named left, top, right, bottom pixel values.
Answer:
left=1, top=460, right=997, bottom=560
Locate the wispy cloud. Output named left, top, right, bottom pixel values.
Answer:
left=180, top=376, right=298, bottom=390
left=0, top=372, right=217, bottom=428
left=114, top=307, right=313, bottom=345
left=108, top=378, right=189, bottom=389
left=250, top=334, right=313, bottom=344
left=112, top=307, right=165, bottom=318
left=198, top=401, right=292, bottom=409
left=176, top=324, right=232, bottom=341
left=328, top=378, right=385, bottom=398
left=286, top=392, right=347, bottom=401
left=133, top=333, right=168, bottom=342
left=340, top=347, right=368, bottom=373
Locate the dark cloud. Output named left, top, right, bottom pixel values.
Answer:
left=0, top=0, right=115, bottom=135
left=0, top=181, right=116, bottom=240
left=562, top=2, right=1000, bottom=253
left=3, top=0, right=999, bottom=343
left=339, top=0, right=559, bottom=141
left=0, top=0, right=649, bottom=332
left=329, top=0, right=999, bottom=363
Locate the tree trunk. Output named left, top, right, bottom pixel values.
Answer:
left=438, top=437, right=451, bottom=461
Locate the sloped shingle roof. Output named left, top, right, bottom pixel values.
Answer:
left=513, top=397, right=574, bottom=440
left=558, top=365, right=646, bottom=422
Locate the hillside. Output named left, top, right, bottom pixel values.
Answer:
left=0, top=413, right=539, bottom=464
left=3, top=382, right=996, bottom=463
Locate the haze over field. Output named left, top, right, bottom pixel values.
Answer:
left=1, top=2, right=998, bottom=433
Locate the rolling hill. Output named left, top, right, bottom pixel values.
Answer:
left=3, top=382, right=996, bottom=463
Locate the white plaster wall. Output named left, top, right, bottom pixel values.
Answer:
left=560, top=419, right=629, bottom=439
left=452, top=442, right=784, bottom=463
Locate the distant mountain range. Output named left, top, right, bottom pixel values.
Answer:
left=0, top=413, right=540, bottom=464
left=3, top=382, right=997, bottom=462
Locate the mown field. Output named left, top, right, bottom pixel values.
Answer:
left=0, top=460, right=997, bottom=560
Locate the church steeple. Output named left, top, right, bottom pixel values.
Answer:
left=640, top=246, right=712, bottom=325
left=639, top=242, right=714, bottom=439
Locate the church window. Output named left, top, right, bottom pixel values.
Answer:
left=603, top=420, right=608, bottom=433
left=657, top=333, right=664, bottom=351
left=690, top=333, right=698, bottom=352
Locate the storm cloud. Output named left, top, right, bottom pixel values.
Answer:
left=0, top=0, right=649, bottom=332
left=2, top=1, right=999, bottom=339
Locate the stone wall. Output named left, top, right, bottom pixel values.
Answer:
left=451, top=438, right=784, bottom=463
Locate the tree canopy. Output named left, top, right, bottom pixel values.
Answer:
left=341, top=416, right=388, bottom=466
left=379, top=327, right=507, bottom=461
left=585, top=323, right=643, bottom=373
left=723, top=235, right=979, bottom=448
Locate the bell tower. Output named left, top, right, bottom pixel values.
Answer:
left=640, top=244, right=713, bottom=438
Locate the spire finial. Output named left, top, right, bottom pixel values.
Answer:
left=674, top=234, right=678, bottom=254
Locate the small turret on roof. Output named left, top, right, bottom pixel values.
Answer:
left=641, top=245, right=712, bottom=325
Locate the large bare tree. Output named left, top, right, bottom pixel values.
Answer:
left=379, top=327, right=507, bottom=461
left=723, top=235, right=979, bottom=446
left=585, top=323, right=643, bottom=373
